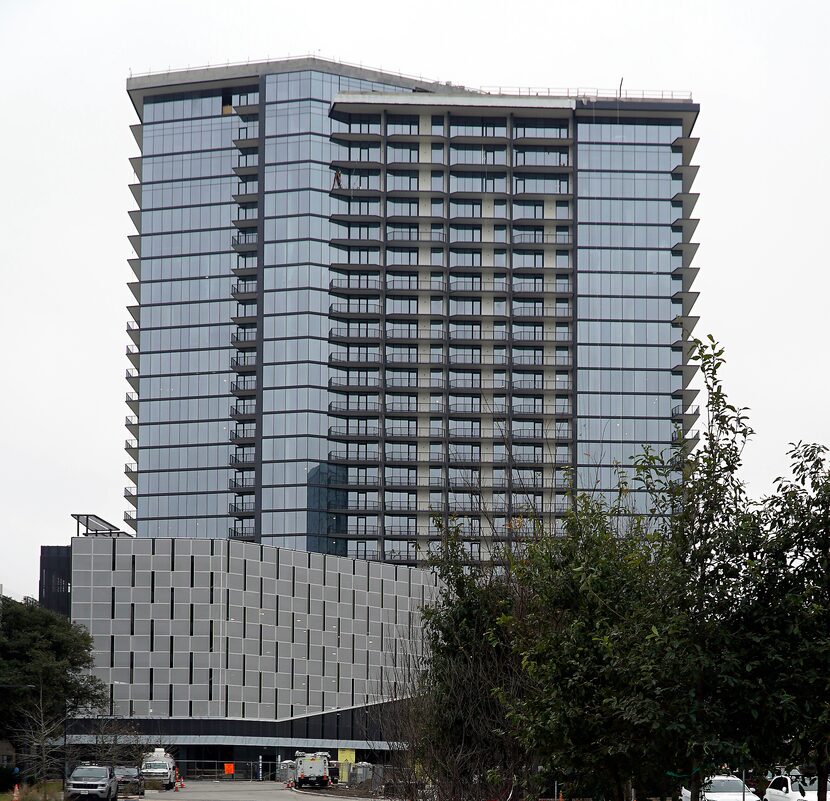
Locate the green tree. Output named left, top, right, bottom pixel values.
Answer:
left=762, top=443, right=830, bottom=801
left=405, top=523, right=531, bottom=801
left=497, top=493, right=681, bottom=801
left=0, top=596, right=106, bottom=739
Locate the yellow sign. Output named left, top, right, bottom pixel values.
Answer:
left=338, top=748, right=356, bottom=764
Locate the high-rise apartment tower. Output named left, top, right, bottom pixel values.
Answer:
left=125, top=57, right=699, bottom=561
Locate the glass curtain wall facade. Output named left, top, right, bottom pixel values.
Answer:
left=126, top=59, right=699, bottom=559
left=126, top=61, right=435, bottom=545
left=574, top=118, right=699, bottom=506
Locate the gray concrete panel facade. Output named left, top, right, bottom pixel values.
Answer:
left=70, top=536, right=436, bottom=727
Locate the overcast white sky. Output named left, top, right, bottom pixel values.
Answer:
left=1, top=0, right=827, bottom=600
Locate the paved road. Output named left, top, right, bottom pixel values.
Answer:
left=146, top=781, right=288, bottom=801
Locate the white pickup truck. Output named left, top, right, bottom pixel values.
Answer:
left=140, top=749, right=176, bottom=790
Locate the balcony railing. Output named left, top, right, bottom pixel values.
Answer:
left=329, top=376, right=382, bottom=389
left=330, top=327, right=383, bottom=339
left=231, top=402, right=257, bottom=418
left=331, top=277, right=382, bottom=291
left=386, top=229, right=446, bottom=242
left=229, top=501, right=256, bottom=515
left=231, top=353, right=258, bottom=371
left=329, top=400, right=382, bottom=412
left=231, top=377, right=257, bottom=394
left=512, top=306, right=573, bottom=317
left=230, top=426, right=256, bottom=442
left=232, top=232, right=258, bottom=249
left=329, top=449, right=381, bottom=461
left=229, top=452, right=256, bottom=466
left=330, top=302, right=382, bottom=315
left=511, top=231, right=572, bottom=245
left=229, top=525, right=257, bottom=539
left=229, top=475, right=256, bottom=491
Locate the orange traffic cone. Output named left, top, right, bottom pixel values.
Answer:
left=12, top=785, right=20, bottom=801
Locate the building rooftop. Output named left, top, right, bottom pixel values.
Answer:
left=126, top=54, right=694, bottom=112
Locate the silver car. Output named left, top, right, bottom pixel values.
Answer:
left=66, top=765, right=118, bottom=801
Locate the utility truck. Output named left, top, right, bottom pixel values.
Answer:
left=294, top=751, right=331, bottom=788
left=140, top=750, right=176, bottom=791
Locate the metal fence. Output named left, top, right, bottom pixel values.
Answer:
left=173, top=760, right=290, bottom=782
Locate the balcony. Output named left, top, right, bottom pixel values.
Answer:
left=385, top=426, right=419, bottom=439
left=448, top=280, right=509, bottom=293
left=385, top=451, right=419, bottom=463
left=328, top=400, right=382, bottom=413
left=330, top=352, right=382, bottom=366
left=330, top=302, right=382, bottom=316
left=511, top=355, right=572, bottom=367
left=125, top=415, right=138, bottom=434
left=386, top=229, right=446, bottom=244
left=448, top=428, right=481, bottom=439
left=233, top=210, right=259, bottom=230
left=512, top=281, right=573, bottom=295
left=231, top=352, right=257, bottom=372
left=512, top=329, right=571, bottom=341
left=126, top=320, right=139, bottom=344
left=388, top=278, right=446, bottom=293
left=672, top=404, right=701, bottom=420
left=229, top=451, right=256, bottom=467
left=329, top=425, right=381, bottom=438
left=231, top=328, right=258, bottom=349
left=672, top=429, right=700, bottom=445
left=449, top=329, right=508, bottom=342
left=447, top=498, right=482, bottom=512
left=512, top=231, right=572, bottom=246
left=382, top=500, right=418, bottom=512
left=327, top=499, right=382, bottom=512
left=232, top=306, right=257, bottom=325
left=231, top=401, right=256, bottom=420
left=329, top=376, right=382, bottom=389
left=384, top=475, right=418, bottom=487
left=229, top=425, right=256, bottom=444
left=342, top=525, right=381, bottom=537
left=230, top=377, right=257, bottom=396
left=229, top=525, right=257, bottom=540
left=232, top=258, right=258, bottom=278
left=232, top=232, right=258, bottom=252
left=386, top=327, right=437, bottom=341
left=233, top=156, right=259, bottom=178
left=125, top=368, right=139, bottom=389
left=125, top=439, right=138, bottom=455
left=229, top=474, right=256, bottom=492
left=329, top=449, right=380, bottom=463
left=330, top=327, right=382, bottom=341
left=512, top=306, right=573, bottom=318
left=126, top=344, right=139, bottom=367
left=511, top=379, right=573, bottom=391
left=330, top=277, right=382, bottom=292
left=229, top=500, right=256, bottom=516
left=231, top=280, right=258, bottom=301
left=384, top=551, right=418, bottom=563
left=512, top=403, right=572, bottom=416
